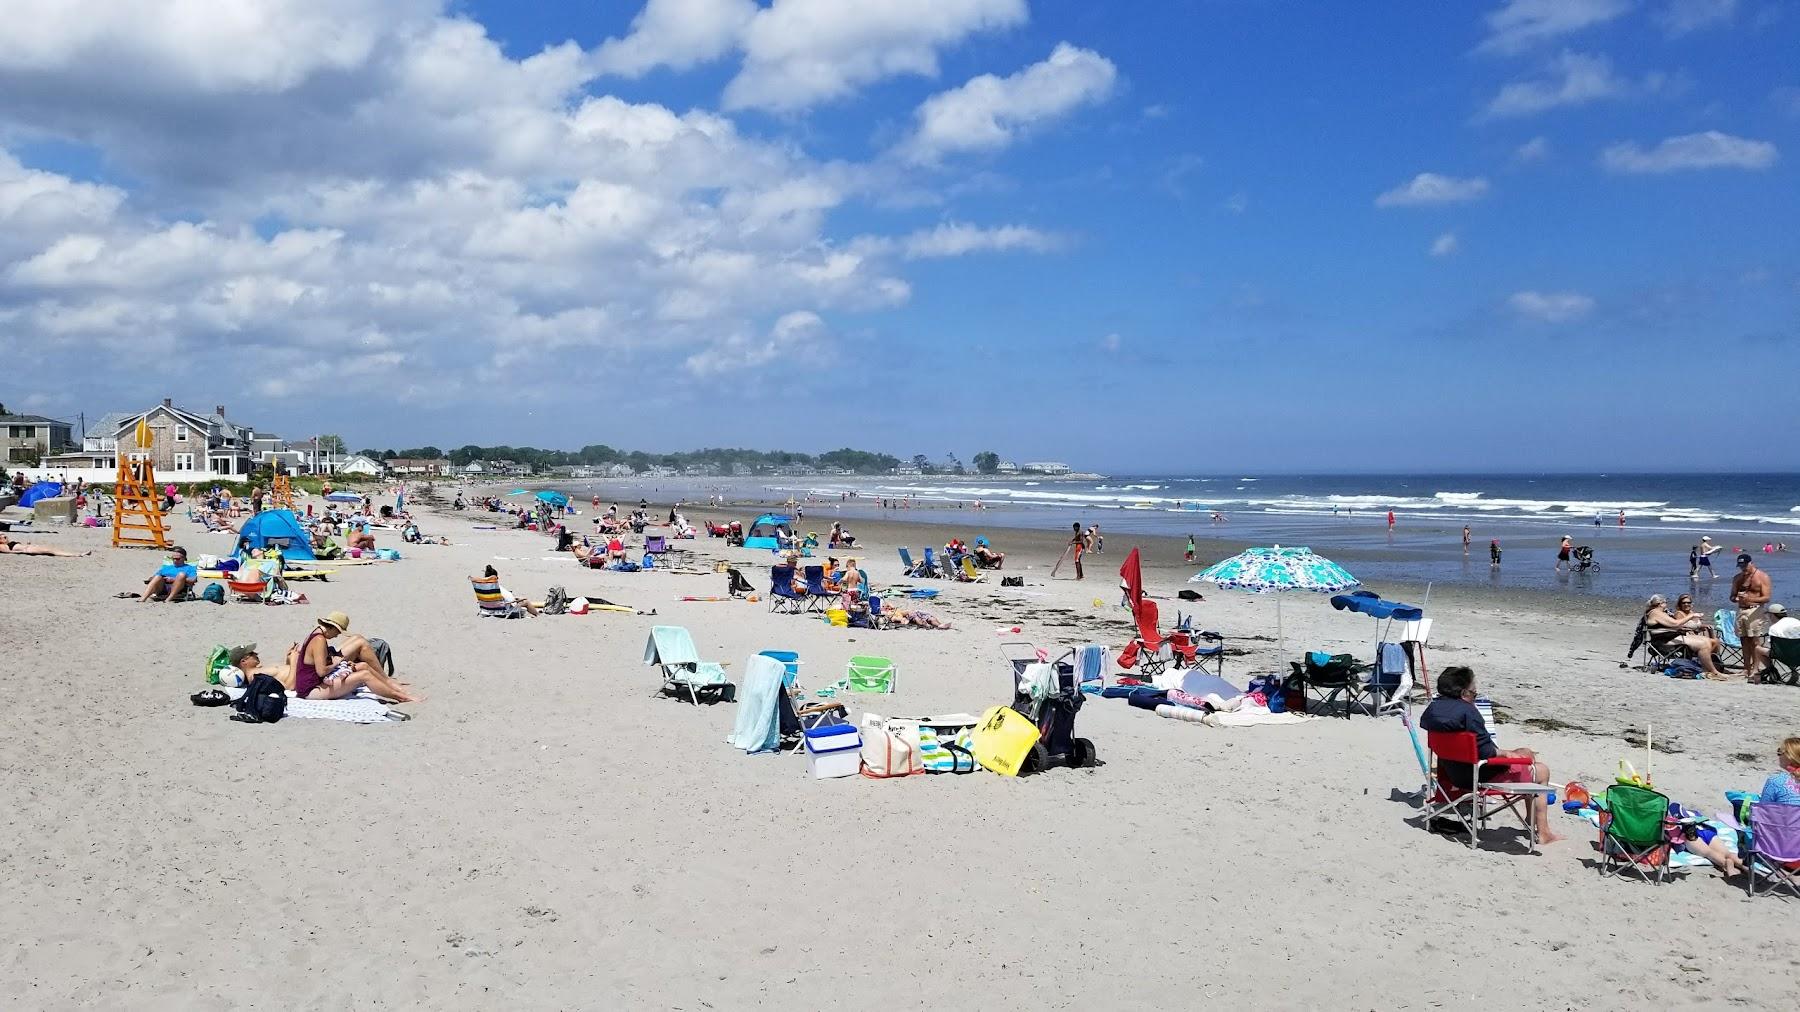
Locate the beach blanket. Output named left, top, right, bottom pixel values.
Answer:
left=1151, top=704, right=1315, bottom=728
left=224, top=686, right=401, bottom=723
left=727, top=655, right=786, bottom=754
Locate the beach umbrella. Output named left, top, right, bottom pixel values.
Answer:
left=535, top=490, right=569, bottom=508
left=325, top=491, right=361, bottom=503
left=1190, top=545, right=1360, bottom=660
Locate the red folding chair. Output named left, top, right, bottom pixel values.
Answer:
left=1424, top=730, right=1544, bottom=853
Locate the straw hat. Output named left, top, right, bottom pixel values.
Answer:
left=319, top=610, right=350, bottom=632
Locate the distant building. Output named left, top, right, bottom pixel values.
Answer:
left=893, top=464, right=923, bottom=475
left=386, top=457, right=452, bottom=477
left=2, top=413, right=75, bottom=465
left=1020, top=461, right=1071, bottom=476
left=337, top=455, right=384, bottom=477
left=462, top=461, right=486, bottom=475
left=997, top=460, right=1020, bottom=474
left=53, top=400, right=257, bottom=476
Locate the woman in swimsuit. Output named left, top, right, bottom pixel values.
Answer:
left=298, top=613, right=418, bottom=702
left=0, top=535, right=90, bottom=558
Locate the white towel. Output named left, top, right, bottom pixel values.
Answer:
left=223, top=686, right=401, bottom=723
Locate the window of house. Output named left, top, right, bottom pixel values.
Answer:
left=175, top=427, right=187, bottom=441
left=174, top=453, right=194, bottom=470
left=8, top=426, right=31, bottom=439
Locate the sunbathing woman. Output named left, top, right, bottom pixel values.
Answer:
left=0, top=534, right=90, bottom=558
left=886, top=605, right=952, bottom=629
left=298, top=611, right=419, bottom=702
left=1645, top=594, right=1725, bottom=678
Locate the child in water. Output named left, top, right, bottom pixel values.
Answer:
left=1489, top=539, right=1502, bottom=567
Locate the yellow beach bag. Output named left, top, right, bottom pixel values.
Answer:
left=826, top=608, right=849, bottom=627
left=971, top=705, right=1040, bottom=777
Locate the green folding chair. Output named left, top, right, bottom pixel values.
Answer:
left=1599, top=784, right=1672, bottom=884
left=845, top=655, right=896, bottom=694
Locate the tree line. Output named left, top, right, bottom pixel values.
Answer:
left=339, top=442, right=1009, bottom=475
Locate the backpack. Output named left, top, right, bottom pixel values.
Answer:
left=201, top=582, right=226, bottom=604
left=232, top=673, right=288, bottom=723
left=542, top=587, right=570, bottom=615
left=204, top=644, right=230, bottom=684
left=1001, top=576, right=1023, bottom=587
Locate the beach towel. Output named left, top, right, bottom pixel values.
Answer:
left=223, top=686, right=399, bottom=723
left=1200, top=708, right=1316, bottom=728
left=1076, top=644, right=1107, bottom=694
left=727, top=655, right=786, bottom=754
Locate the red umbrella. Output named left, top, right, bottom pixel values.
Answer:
left=1119, top=547, right=1144, bottom=614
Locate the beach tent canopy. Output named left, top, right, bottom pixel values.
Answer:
left=744, top=513, right=791, bottom=550
left=18, top=481, right=63, bottom=507
left=535, top=490, right=569, bottom=507
left=1329, top=590, right=1422, bottom=622
left=237, top=509, right=317, bottom=562
left=325, top=491, right=361, bottom=503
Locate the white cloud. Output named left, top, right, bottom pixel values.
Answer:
left=1222, top=191, right=1249, bottom=214
left=898, top=43, right=1116, bottom=163
left=1601, top=130, right=1778, bottom=173
left=1655, top=0, right=1737, bottom=36
left=723, top=0, right=1028, bottom=112
left=1484, top=51, right=1637, bottom=118
left=1476, top=0, right=1632, bottom=55
left=1100, top=332, right=1121, bottom=352
left=591, top=0, right=758, bottom=77
left=1514, top=136, right=1552, bottom=162
left=1375, top=173, right=1491, bottom=208
left=1430, top=232, right=1460, bottom=257
left=1509, top=290, right=1595, bottom=322
left=897, top=222, right=1063, bottom=258
left=685, top=309, right=825, bottom=376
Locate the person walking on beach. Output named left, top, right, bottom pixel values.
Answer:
left=1731, top=554, right=1773, bottom=677
left=1696, top=536, right=1721, bottom=579
left=1462, top=525, right=1471, bottom=556
left=1386, top=510, right=1396, bottom=530
left=1617, top=508, right=1626, bottom=528
left=1489, top=539, right=1502, bottom=568
left=1556, top=535, right=1572, bottom=572
left=1185, top=535, right=1196, bottom=563
left=1069, top=521, right=1086, bottom=580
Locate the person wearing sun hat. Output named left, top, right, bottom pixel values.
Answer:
left=297, top=611, right=418, bottom=702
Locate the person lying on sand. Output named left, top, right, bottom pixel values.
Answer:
left=140, top=546, right=197, bottom=602
left=885, top=605, right=951, bottom=629
left=0, top=534, right=90, bottom=558
left=1419, top=665, right=1564, bottom=844
left=298, top=611, right=419, bottom=702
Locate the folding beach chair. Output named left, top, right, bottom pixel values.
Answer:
left=1121, top=599, right=1187, bottom=678
left=768, top=565, right=807, bottom=614
left=643, top=626, right=733, bottom=705
left=1598, top=784, right=1674, bottom=883
left=726, top=566, right=756, bottom=597
left=959, top=556, right=984, bottom=582
left=1736, top=803, right=1800, bottom=898
left=939, top=552, right=960, bottom=580
left=1168, top=612, right=1225, bottom=678
left=644, top=535, right=669, bottom=556
left=1762, top=636, right=1800, bottom=686
left=1714, top=609, right=1744, bottom=669
left=921, top=547, right=941, bottom=579
left=471, top=578, right=525, bottom=618
left=845, top=655, right=897, bottom=694
left=898, top=547, right=919, bottom=575
left=1423, top=730, right=1544, bottom=853
left=802, top=565, right=832, bottom=613
left=1342, top=641, right=1412, bottom=716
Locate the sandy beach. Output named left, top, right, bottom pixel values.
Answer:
left=3, top=495, right=1797, bottom=1009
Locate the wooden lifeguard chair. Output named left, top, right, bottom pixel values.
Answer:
left=271, top=473, right=295, bottom=511
left=112, top=418, right=171, bottom=549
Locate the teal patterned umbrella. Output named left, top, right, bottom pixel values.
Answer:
left=1190, top=546, right=1360, bottom=659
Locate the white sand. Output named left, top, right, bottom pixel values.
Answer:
left=2, top=507, right=1796, bottom=1008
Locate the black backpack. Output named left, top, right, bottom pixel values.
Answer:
left=232, top=673, right=288, bottom=723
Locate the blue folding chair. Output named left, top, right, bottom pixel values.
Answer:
left=802, top=565, right=832, bottom=612
left=898, top=547, right=918, bottom=575
left=921, top=547, right=940, bottom=579
left=769, top=565, right=807, bottom=614
left=758, top=649, right=801, bottom=686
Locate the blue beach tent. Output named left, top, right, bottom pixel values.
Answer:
left=237, top=509, right=318, bottom=562
left=743, top=514, right=792, bottom=551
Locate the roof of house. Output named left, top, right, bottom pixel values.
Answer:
left=0, top=413, right=71, bottom=425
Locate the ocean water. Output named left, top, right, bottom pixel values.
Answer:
left=544, top=472, right=1800, bottom=604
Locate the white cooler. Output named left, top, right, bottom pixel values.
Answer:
left=803, top=724, right=862, bottom=779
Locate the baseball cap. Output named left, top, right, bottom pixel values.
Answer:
left=1769, top=603, right=1788, bottom=616
left=227, top=644, right=258, bottom=666
left=1737, top=553, right=1753, bottom=565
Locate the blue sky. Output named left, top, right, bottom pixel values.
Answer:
left=1, top=0, right=1795, bottom=471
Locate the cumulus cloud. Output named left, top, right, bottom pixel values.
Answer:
left=1099, top=332, right=1121, bottom=352
left=1655, top=0, right=1737, bottom=36
left=723, top=0, right=1028, bottom=112
left=1601, top=131, right=1778, bottom=173
left=1484, top=51, right=1647, bottom=118
left=1514, top=136, right=1552, bottom=162
left=1509, top=290, right=1595, bottom=322
left=1430, top=232, right=1460, bottom=257
left=1476, top=0, right=1632, bottom=55
left=1375, top=173, right=1491, bottom=208
left=899, top=43, right=1117, bottom=163
left=591, top=0, right=758, bottom=77
left=0, top=1, right=1090, bottom=410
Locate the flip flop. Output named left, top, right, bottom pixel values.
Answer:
left=190, top=689, right=232, bottom=707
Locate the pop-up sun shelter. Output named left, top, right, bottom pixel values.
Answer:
left=19, top=481, right=63, bottom=507
left=743, top=514, right=792, bottom=551
left=237, top=509, right=317, bottom=562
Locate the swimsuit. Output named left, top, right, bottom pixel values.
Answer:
left=294, top=629, right=327, bottom=697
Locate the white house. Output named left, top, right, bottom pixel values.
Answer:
left=44, top=399, right=258, bottom=481
left=337, top=454, right=385, bottom=477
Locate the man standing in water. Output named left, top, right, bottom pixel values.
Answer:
left=1732, top=554, right=1774, bottom=678
left=1462, top=525, right=1471, bottom=556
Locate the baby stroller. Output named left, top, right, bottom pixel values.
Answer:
left=726, top=521, right=745, bottom=548
left=1572, top=545, right=1597, bottom=572
left=1000, top=643, right=1097, bottom=772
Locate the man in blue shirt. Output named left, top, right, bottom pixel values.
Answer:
left=140, top=546, right=197, bottom=603
left=1420, top=665, right=1564, bottom=844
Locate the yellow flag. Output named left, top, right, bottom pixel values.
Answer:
left=135, top=417, right=151, bottom=448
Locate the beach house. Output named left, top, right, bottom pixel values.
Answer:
left=386, top=457, right=452, bottom=477
left=43, top=400, right=259, bottom=481
left=1, top=413, right=75, bottom=465
left=337, top=454, right=385, bottom=477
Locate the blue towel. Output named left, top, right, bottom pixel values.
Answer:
left=727, top=655, right=786, bottom=754
left=1077, top=644, right=1106, bottom=693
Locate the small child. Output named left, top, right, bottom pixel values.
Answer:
left=1184, top=535, right=1196, bottom=563
left=1489, top=539, right=1502, bottom=567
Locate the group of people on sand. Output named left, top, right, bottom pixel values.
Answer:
left=1641, top=553, right=1789, bottom=680
left=1421, top=665, right=1800, bottom=879
left=223, top=610, right=420, bottom=703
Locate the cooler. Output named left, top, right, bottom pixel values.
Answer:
left=803, top=723, right=862, bottom=779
